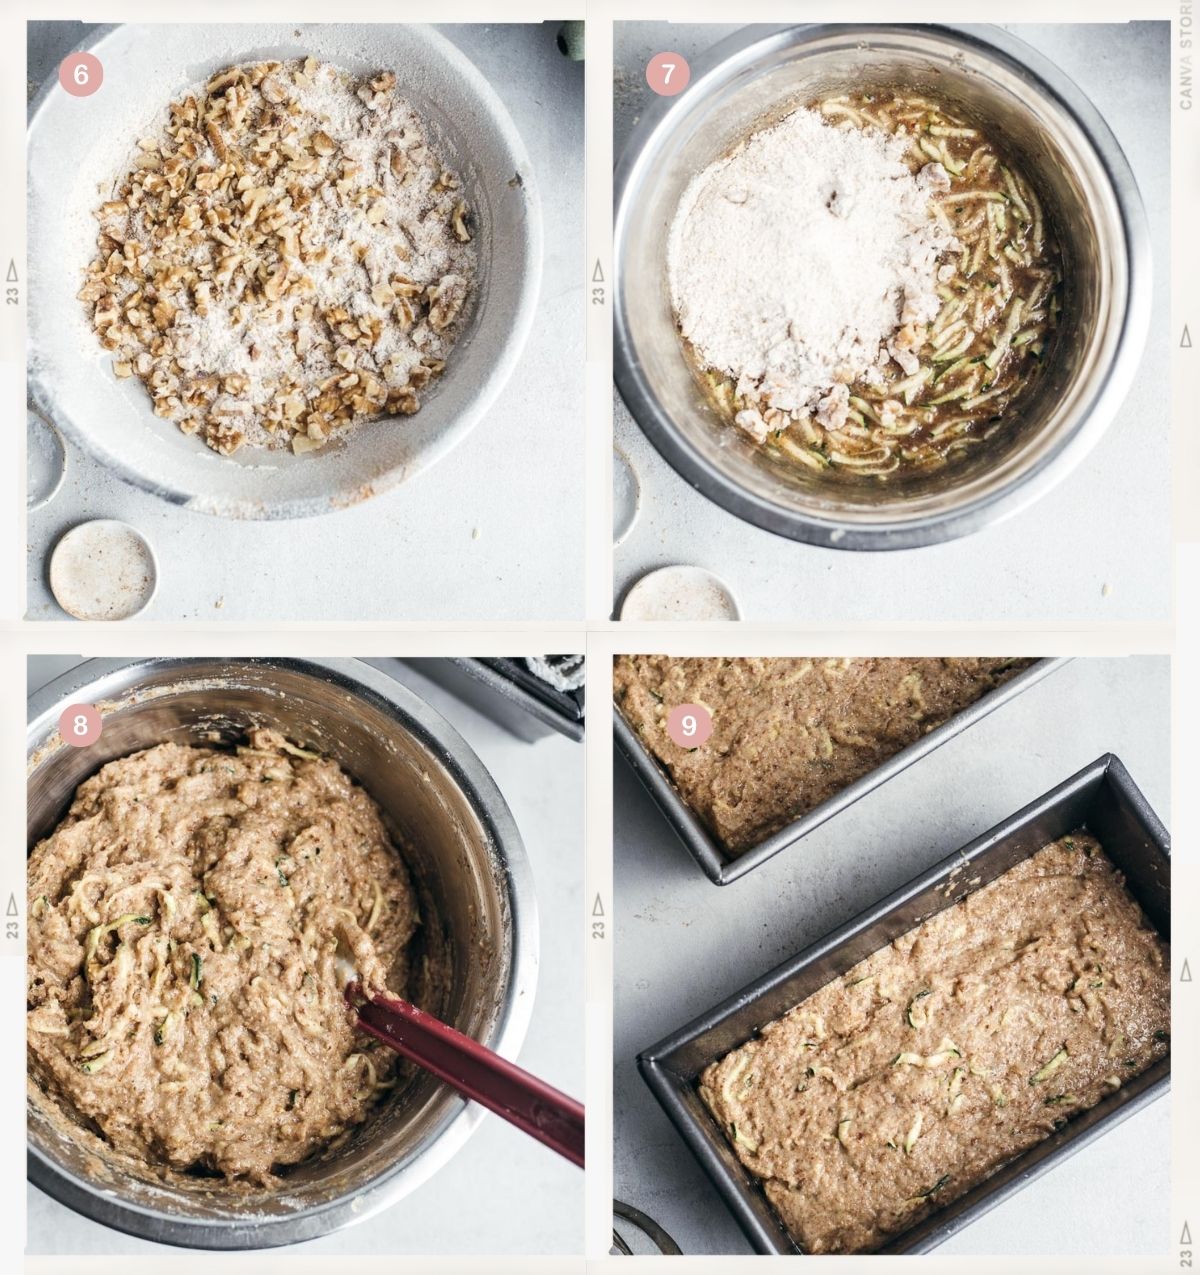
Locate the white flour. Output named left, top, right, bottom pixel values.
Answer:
left=668, top=107, right=955, bottom=417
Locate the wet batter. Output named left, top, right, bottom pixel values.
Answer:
left=27, top=729, right=423, bottom=1183
left=700, top=832, right=1170, bottom=1253
left=614, top=656, right=1031, bottom=855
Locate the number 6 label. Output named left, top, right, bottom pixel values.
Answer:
left=59, top=53, right=104, bottom=98
left=667, top=702, right=712, bottom=748
left=646, top=52, right=690, bottom=97
left=59, top=703, right=103, bottom=748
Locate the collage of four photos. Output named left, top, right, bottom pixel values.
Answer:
left=15, top=7, right=1187, bottom=1270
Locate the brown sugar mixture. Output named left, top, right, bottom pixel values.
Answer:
left=700, top=832, right=1170, bottom=1254
left=27, top=729, right=424, bottom=1183
left=613, top=656, right=1031, bottom=855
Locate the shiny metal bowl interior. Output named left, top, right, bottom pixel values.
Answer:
left=614, top=24, right=1150, bottom=549
left=27, top=657, right=536, bottom=1249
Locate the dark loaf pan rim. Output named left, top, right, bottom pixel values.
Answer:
left=637, top=753, right=1171, bottom=1255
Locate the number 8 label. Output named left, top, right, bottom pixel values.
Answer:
left=59, top=704, right=102, bottom=747
left=59, top=53, right=104, bottom=98
left=667, top=702, right=712, bottom=748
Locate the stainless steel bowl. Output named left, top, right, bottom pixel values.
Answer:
left=27, top=657, right=537, bottom=1249
left=614, top=24, right=1150, bottom=550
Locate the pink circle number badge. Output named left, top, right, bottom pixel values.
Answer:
left=646, top=52, right=690, bottom=97
left=59, top=52, right=104, bottom=98
left=666, top=702, right=713, bottom=749
left=59, top=703, right=103, bottom=748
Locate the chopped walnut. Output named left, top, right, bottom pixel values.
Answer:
left=427, top=274, right=467, bottom=332
left=80, top=56, right=475, bottom=457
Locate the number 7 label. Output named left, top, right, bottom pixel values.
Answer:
left=646, top=52, right=691, bottom=98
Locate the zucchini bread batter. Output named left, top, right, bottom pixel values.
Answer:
left=613, top=656, right=1031, bottom=855
left=700, top=832, right=1170, bottom=1253
left=27, top=729, right=424, bottom=1184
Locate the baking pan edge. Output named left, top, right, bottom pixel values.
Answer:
left=614, top=656, right=1070, bottom=884
left=638, top=753, right=1171, bottom=1254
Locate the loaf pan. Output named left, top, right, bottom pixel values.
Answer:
left=638, top=754, right=1170, bottom=1254
left=387, top=657, right=584, bottom=743
left=614, top=656, right=1067, bottom=884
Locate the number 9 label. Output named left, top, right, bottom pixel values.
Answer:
left=59, top=703, right=102, bottom=748
left=59, top=53, right=104, bottom=98
left=667, top=702, right=712, bottom=748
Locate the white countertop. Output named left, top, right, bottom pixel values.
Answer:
left=26, top=654, right=584, bottom=1255
left=613, top=22, right=1170, bottom=624
left=26, top=22, right=584, bottom=623
left=613, top=655, right=1170, bottom=1255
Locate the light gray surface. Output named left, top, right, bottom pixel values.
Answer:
left=26, top=22, right=584, bottom=622
left=613, top=656, right=1170, bottom=1255
left=613, top=22, right=1170, bottom=623
left=26, top=654, right=584, bottom=1255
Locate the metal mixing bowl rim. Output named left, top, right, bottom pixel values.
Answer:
left=613, top=22, right=1152, bottom=551
left=27, top=23, right=544, bottom=521
left=26, top=655, right=539, bottom=1249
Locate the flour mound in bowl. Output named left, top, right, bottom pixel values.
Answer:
left=668, top=105, right=956, bottom=429
left=27, top=729, right=423, bottom=1184
left=668, top=93, right=1063, bottom=479
left=80, top=57, right=477, bottom=458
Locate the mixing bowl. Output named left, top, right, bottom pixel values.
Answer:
left=614, top=23, right=1150, bottom=550
left=27, top=23, right=542, bottom=519
left=27, top=657, right=537, bottom=1248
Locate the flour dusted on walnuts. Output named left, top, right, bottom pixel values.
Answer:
left=80, top=57, right=476, bottom=456
left=667, top=106, right=956, bottom=431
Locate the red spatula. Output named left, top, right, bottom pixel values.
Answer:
left=345, top=979, right=585, bottom=1168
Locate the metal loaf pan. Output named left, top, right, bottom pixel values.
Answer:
left=614, top=656, right=1067, bottom=884
left=638, top=754, right=1170, bottom=1254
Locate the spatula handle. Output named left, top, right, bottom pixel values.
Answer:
left=352, top=986, right=585, bottom=1168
